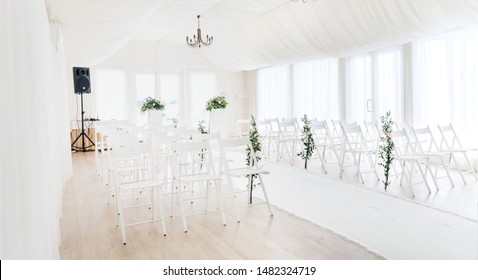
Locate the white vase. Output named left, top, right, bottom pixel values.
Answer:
left=209, top=109, right=228, bottom=138
left=148, top=110, right=163, bottom=127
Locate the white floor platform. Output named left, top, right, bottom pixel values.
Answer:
left=259, top=153, right=478, bottom=259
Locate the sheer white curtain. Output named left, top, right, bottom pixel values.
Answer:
left=374, top=48, right=403, bottom=123
left=1, top=0, right=71, bottom=259
left=413, top=28, right=478, bottom=147
left=292, top=58, right=339, bottom=120
left=256, top=65, right=290, bottom=120
left=345, top=56, right=372, bottom=123
left=188, top=71, right=218, bottom=127
left=95, top=68, right=129, bottom=121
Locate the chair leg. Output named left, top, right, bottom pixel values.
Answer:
left=117, top=193, right=127, bottom=245
left=416, top=162, right=432, bottom=194
left=463, top=153, right=478, bottom=180
left=451, top=154, right=467, bottom=184
left=440, top=156, right=454, bottom=187
left=214, top=179, right=227, bottom=226
left=258, top=174, right=273, bottom=216
left=177, top=182, right=188, bottom=232
left=156, top=187, right=167, bottom=236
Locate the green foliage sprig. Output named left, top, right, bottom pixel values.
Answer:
left=378, top=111, right=395, bottom=190
left=140, top=96, right=165, bottom=113
left=297, top=115, right=316, bottom=169
left=205, top=95, right=228, bottom=112
left=197, top=120, right=208, bottom=134
left=246, top=115, right=262, bottom=204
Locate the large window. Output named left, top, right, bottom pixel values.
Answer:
left=345, top=48, right=403, bottom=124
left=257, top=65, right=290, bottom=120
left=95, top=68, right=129, bottom=121
left=345, top=56, right=372, bottom=123
left=189, top=71, right=217, bottom=127
left=413, top=28, right=478, bottom=146
left=292, top=58, right=339, bottom=120
left=135, top=72, right=180, bottom=126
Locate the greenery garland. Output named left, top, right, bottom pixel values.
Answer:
left=140, top=96, right=165, bottom=113
left=297, top=114, right=316, bottom=169
left=246, top=115, right=262, bottom=204
left=378, top=111, right=395, bottom=190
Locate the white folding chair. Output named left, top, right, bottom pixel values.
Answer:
left=438, top=124, right=477, bottom=183
left=310, top=120, right=340, bottom=174
left=236, top=118, right=250, bottom=137
left=105, top=131, right=139, bottom=204
left=219, top=137, right=273, bottom=222
left=277, top=118, right=300, bottom=164
left=411, top=126, right=455, bottom=188
left=339, top=123, right=379, bottom=184
left=256, top=119, right=270, bottom=158
left=113, top=144, right=167, bottom=245
left=265, top=118, right=281, bottom=159
left=392, top=129, right=433, bottom=196
left=149, top=133, right=180, bottom=217
left=170, top=140, right=226, bottom=232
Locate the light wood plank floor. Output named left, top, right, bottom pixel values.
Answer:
left=60, top=152, right=383, bottom=260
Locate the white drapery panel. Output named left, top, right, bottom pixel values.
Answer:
left=256, top=65, right=290, bottom=120
left=188, top=71, right=218, bottom=128
left=46, top=0, right=165, bottom=66
left=45, top=0, right=478, bottom=70
left=1, top=0, right=71, bottom=259
left=292, top=59, right=339, bottom=121
left=374, top=48, right=404, bottom=123
left=345, top=48, right=403, bottom=124
left=198, top=0, right=478, bottom=70
left=94, top=68, right=129, bottom=121
left=413, top=28, right=478, bottom=147
left=345, top=56, right=372, bottom=124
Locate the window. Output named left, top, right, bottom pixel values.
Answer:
left=95, top=68, right=129, bottom=121
left=189, top=71, right=217, bottom=127
left=374, top=48, right=403, bottom=123
left=345, top=48, right=403, bottom=124
left=134, top=73, right=180, bottom=126
left=292, top=58, right=339, bottom=120
left=413, top=28, right=478, bottom=146
left=257, top=65, right=290, bottom=120
left=345, top=55, right=372, bottom=123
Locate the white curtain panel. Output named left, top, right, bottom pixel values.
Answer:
left=256, top=65, right=291, bottom=120
left=292, top=58, right=339, bottom=120
left=45, top=0, right=478, bottom=70
left=1, top=0, right=71, bottom=259
left=345, top=56, right=372, bottom=124
left=413, top=28, right=478, bottom=147
left=198, top=0, right=478, bottom=70
left=46, top=0, right=165, bottom=66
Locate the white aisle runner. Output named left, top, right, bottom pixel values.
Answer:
left=259, top=162, right=477, bottom=259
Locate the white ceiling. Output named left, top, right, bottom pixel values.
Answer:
left=47, top=0, right=478, bottom=70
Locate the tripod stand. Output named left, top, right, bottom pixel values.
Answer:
left=71, top=92, right=95, bottom=152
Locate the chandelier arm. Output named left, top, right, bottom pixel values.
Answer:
left=186, top=15, right=213, bottom=48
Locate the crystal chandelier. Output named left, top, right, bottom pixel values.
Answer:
left=186, top=15, right=213, bottom=48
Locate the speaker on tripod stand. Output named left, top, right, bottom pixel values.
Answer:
left=71, top=67, right=95, bottom=152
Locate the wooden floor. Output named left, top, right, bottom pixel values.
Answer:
left=60, top=152, right=382, bottom=260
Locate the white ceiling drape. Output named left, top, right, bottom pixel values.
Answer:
left=46, top=0, right=478, bottom=70
left=45, top=0, right=165, bottom=66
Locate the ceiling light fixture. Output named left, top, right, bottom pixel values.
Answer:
left=186, top=15, right=213, bottom=48
left=291, top=0, right=317, bottom=3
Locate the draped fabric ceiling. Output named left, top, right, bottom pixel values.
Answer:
left=46, top=0, right=478, bottom=70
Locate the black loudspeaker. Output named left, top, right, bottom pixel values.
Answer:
left=73, top=67, right=91, bottom=93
